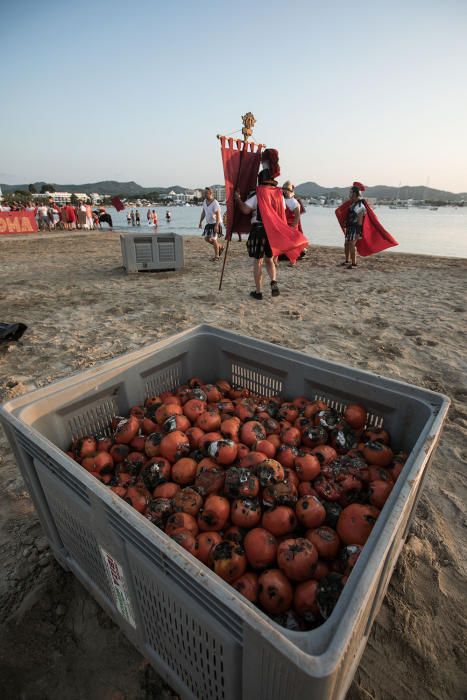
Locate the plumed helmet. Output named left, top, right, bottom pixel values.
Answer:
left=262, top=148, right=280, bottom=178
left=352, top=181, right=366, bottom=192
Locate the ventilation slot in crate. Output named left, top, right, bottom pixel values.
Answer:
left=14, top=430, right=90, bottom=505
left=314, top=394, right=384, bottom=429
left=34, top=455, right=90, bottom=505
left=231, top=363, right=283, bottom=397
left=67, top=398, right=118, bottom=441
left=135, top=240, right=153, bottom=263
left=133, top=568, right=227, bottom=700
left=157, top=239, right=175, bottom=262
left=49, top=494, right=112, bottom=600
left=144, top=364, right=182, bottom=398
left=107, top=508, right=243, bottom=642
left=258, top=647, right=296, bottom=699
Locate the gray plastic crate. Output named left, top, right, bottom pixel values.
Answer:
left=120, top=231, right=184, bottom=273
left=0, top=325, right=449, bottom=700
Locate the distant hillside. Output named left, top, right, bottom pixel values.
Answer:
left=295, top=182, right=465, bottom=202
left=0, top=181, right=190, bottom=197
left=1, top=179, right=465, bottom=201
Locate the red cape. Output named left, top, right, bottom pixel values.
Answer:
left=335, top=199, right=398, bottom=256
left=285, top=203, right=305, bottom=236
left=257, top=186, right=309, bottom=263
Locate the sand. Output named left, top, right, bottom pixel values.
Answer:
left=0, top=230, right=466, bottom=700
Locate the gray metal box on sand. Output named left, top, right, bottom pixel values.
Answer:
left=0, top=325, right=449, bottom=700
left=120, top=231, right=184, bottom=272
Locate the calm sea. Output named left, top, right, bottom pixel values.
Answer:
left=108, top=205, right=467, bottom=259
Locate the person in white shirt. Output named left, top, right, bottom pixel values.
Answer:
left=37, top=204, right=49, bottom=231
left=273, top=180, right=302, bottom=267
left=198, top=187, right=223, bottom=261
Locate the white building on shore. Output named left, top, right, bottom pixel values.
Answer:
left=33, top=191, right=102, bottom=205
left=213, top=185, right=226, bottom=203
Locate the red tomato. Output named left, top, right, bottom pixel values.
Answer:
left=212, top=541, right=247, bottom=582
left=258, top=569, right=293, bottom=614
left=232, top=572, right=259, bottom=602
left=262, top=506, right=297, bottom=537
left=336, top=504, right=380, bottom=545
left=295, top=495, right=326, bottom=529
left=306, top=526, right=341, bottom=560
left=277, top=538, right=318, bottom=582
left=294, top=453, right=321, bottom=482
left=369, top=479, right=393, bottom=508
left=243, top=527, right=278, bottom=570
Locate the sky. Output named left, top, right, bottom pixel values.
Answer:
left=1, top=0, right=466, bottom=192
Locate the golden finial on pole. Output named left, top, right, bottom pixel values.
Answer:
left=241, top=112, right=256, bottom=142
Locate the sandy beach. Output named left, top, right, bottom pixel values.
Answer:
left=0, top=230, right=466, bottom=700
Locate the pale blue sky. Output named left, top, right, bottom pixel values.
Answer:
left=1, top=0, right=466, bottom=192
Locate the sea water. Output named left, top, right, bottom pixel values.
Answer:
left=107, top=205, right=467, bottom=259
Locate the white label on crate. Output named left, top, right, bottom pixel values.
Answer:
left=100, top=547, right=136, bottom=629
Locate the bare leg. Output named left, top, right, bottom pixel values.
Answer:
left=344, top=240, right=350, bottom=262
left=349, top=241, right=357, bottom=265
left=253, top=258, right=263, bottom=292
left=265, top=257, right=277, bottom=282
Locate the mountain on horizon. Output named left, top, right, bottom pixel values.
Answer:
left=1, top=180, right=465, bottom=201
left=294, top=182, right=466, bottom=202
left=0, top=181, right=190, bottom=197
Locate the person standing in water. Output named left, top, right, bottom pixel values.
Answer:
left=147, top=208, right=152, bottom=223
left=198, top=187, right=223, bottom=261
left=135, top=209, right=141, bottom=226
left=130, top=209, right=135, bottom=226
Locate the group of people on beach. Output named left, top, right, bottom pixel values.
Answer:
left=0, top=199, right=113, bottom=231
left=198, top=148, right=377, bottom=300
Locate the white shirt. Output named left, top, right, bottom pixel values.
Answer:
left=353, top=201, right=366, bottom=216
left=285, top=197, right=299, bottom=211
left=202, top=198, right=220, bottom=224
left=245, top=193, right=285, bottom=223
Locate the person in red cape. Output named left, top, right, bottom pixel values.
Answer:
left=278, top=180, right=307, bottom=268
left=336, top=181, right=398, bottom=268
left=234, top=149, right=308, bottom=300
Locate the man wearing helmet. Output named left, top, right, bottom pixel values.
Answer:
left=339, top=181, right=366, bottom=269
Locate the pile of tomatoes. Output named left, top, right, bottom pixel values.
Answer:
left=67, top=377, right=406, bottom=630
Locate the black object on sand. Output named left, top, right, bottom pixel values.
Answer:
left=0, top=323, right=27, bottom=343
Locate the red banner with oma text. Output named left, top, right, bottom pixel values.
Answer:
left=0, top=211, right=38, bottom=234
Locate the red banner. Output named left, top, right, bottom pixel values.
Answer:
left=111, top=196, right=125, bottom=211
left=220, top=137, right=263, bottom=239
left=0, top=211, right=38, bottom=234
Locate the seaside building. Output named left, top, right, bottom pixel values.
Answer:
left=212, top=185, right=226, bottom=202
left=32, top=191, right=102, bottom=205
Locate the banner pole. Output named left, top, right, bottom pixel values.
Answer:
left=218, top=113, right=257, bottom=292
